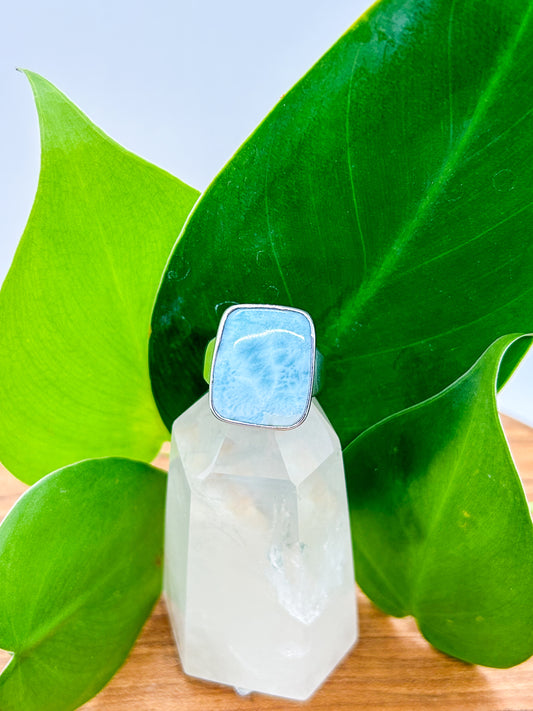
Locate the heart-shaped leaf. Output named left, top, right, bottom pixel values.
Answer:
left=0, top=72, right=199, bottom=484
left=0, top=457, right=166, bottom=711
left=344, top=334, right=533, bottom=668
left=149, top=0, right=533, bottom=442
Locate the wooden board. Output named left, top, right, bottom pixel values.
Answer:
left=1, top=414, right=532, bottom=710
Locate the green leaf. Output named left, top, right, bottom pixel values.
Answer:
left=0, top=457, right=165, bottom=711
left=149, top=0, right=533, bottom=442
left=0, top=72, right=199, bottom=484
left=344, top=334, right=533, bottom=668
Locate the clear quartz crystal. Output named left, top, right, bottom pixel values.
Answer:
left=164, top=393, right=357, bottom=701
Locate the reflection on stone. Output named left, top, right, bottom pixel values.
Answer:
left=164, top=394, right=357, bottom=701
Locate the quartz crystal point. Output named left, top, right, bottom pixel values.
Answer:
left=164, top=393, right=357, bottom=701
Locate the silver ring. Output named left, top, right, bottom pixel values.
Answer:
left=203, top=304, right=323, bottom=429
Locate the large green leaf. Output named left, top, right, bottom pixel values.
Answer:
left=150, top=0, right=533, bottom=442
left=345, top=334, right=533, bottom=668
left=0, top=72, right=199, bottom=484
left=0, top=457, right=165, bottom=711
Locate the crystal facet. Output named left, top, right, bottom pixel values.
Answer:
left=210, top=304, right=315, bottom=428
left=164, top=394, right=357, bottom=701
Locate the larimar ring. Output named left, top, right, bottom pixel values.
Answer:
left=203, top=303, right=323, bottom=428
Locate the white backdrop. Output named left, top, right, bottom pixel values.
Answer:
left=0, top=0, right=530, bottom=423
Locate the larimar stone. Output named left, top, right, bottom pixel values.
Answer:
left=164, top=393, right=357, bottom=701
left=210, top=304, right=315, bottom=428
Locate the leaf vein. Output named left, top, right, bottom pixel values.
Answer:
left=345, top=45, right=367, bottom=279
left=447, top=0, right=458, bottom=149
left=409, top=404, right=478, bottom=616
left=392, top=196, right=533, bottom=281
left=336, top=1, right=533, bottom=325
left=334, top=283, right=533, bottom=364
left=264, top=134, right=294, bottom=306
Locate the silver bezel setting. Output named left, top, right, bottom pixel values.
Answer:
left=208, top=303, right=317, bottom=430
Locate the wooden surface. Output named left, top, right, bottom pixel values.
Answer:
left=1, top=415, right=533, bottom=710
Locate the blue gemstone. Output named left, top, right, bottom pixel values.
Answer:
left=210, top=305, right=315, bottom=428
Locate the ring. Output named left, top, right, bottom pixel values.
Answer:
left=203, top=303, right=323, bottom=428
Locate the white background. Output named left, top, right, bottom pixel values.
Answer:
left=0, top=0, right=530, bottom=423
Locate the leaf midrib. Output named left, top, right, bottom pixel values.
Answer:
left=408, top=396, right=480, bottom=617
left=325, top=0, right=533, bottom=343
left=17, top=557, right=154, bottom=662
left=69, top=155, right=147, bottom=366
